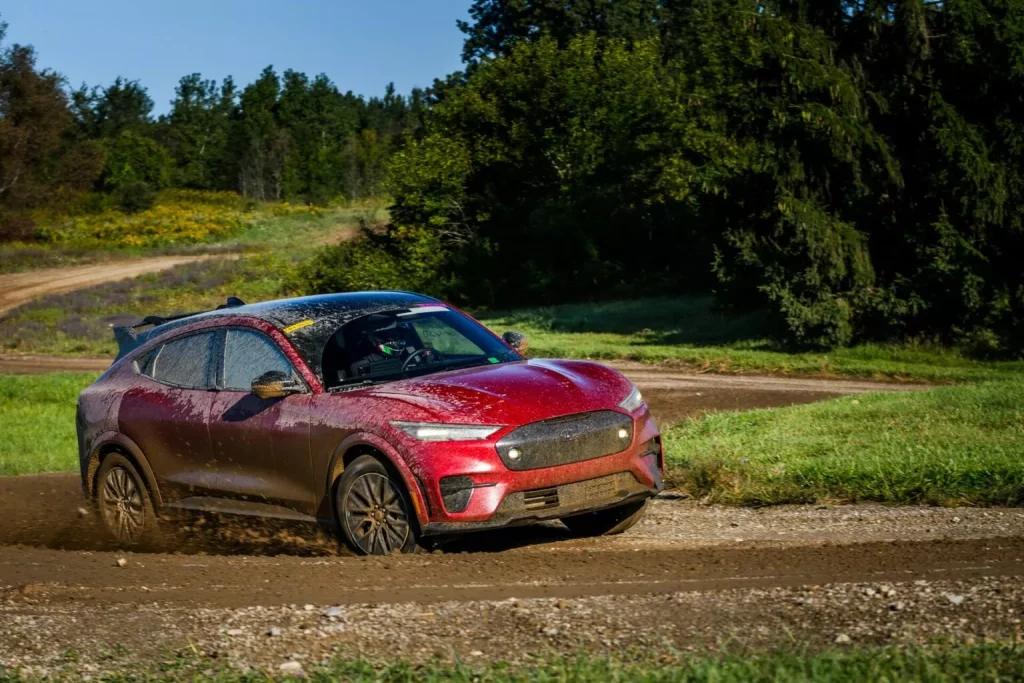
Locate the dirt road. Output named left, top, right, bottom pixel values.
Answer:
left=0, top=255, right=235, bottom=316
left=2, top=476, right=1022, bottom=672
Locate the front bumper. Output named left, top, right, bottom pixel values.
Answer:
left=402, top=407, right=664, bottom=537
left=421, top=469, right=661, bottom=536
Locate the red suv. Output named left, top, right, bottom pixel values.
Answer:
left=77, top=291, right=663, bottom=554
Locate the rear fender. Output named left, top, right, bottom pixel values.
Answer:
left=323, top=432, right=429, bottom=528
left=84, top=431, right=163, bottom=507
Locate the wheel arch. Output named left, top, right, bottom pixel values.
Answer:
left=85, top=432, right=163, bottom=507
left=324, top=432, right=430, bottom=527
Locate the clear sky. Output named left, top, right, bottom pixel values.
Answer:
left=1, top=0, right=471, bottom=114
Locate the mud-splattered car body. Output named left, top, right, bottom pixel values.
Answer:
left=77, top=291, right=663, bottom=553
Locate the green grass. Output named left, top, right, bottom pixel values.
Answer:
left=4, top=645, right=1023, bottom=682
left=480, top=297, right=1024, bottom=383
left=0, top=373, right=96, bottom=476
left=663, top=380, right=1024, bottom=505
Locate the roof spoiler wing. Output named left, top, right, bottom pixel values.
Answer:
left=110, top=297, right=247, bottom=362
left=112, top=325, right=140, bottom=361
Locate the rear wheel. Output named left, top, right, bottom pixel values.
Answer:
left=95, top=453, right=159, bottom=547
left=335, top=455, right=419, bottom=555
left=561, top=499, right=648, bottom=537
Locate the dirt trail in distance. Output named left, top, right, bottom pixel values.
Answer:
left=0, top=255, right=236, bottom=316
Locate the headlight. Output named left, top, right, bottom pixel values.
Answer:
left=390, top=422, right=502, bottom=442
left=618, top=385, right=644, bottom=413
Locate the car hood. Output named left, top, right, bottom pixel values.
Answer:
left=358, top=359, right=634, bottom=425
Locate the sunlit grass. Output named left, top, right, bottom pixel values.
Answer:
left=662, top=380, right=1024, bottom=505
left=0, top=373, right=96, bottom=476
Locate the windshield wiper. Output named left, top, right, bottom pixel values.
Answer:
left=437, top=358, right=497, bottom=373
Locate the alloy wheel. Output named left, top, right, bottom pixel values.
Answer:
left=343, top=472, right=411, bottom=555
left=99, top=466, right=146, bottom=544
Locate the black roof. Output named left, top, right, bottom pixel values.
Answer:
left=119, top=291, right=442, bottom=379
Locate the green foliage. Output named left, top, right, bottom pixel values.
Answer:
left=0, top=19, right=103, bottom=219
left=101, top=130, right=173, bottom=194
left=116, top=180, right=156, bottom=214
left=380, top=0, right=1024, bottom=354
left=296, top=224, right=449, bottom=297
left=663, top=380, right=1024, bottom=505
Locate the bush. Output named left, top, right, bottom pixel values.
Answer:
left=116, top=181, right=156, bottom=214
left=0, top=214, right=39, bottom=243
left=296, top=224, right=449, bottom=297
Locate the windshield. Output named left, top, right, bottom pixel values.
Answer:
left=320, top=306, right=522, bottom=389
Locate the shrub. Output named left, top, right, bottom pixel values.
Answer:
left=41, top=190, right=251, bottom=248
left=116, top=181, right=156, bottom=214
left=296, top=224, right=449, bottom=297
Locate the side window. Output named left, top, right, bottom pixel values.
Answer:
left=152, top=332, right=217, bottom=389
left=134, top=348, right=159, bottom=378
left=222, top=328, right=298, bottom=391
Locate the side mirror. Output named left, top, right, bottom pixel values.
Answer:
left=502, top=330, right=529, bottom=353
left=251, top=370, right=302, bottom=399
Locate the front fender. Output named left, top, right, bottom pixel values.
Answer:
left=322, top=431, right=430, bottom=528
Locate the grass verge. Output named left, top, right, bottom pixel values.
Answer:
left=662, top=380, right=1024, bottom=505
left=480, top=298, right=1024, bottom=383
left=0, top=373, right=96, bottom=476
left=3, top=645, right=1024, bottom=682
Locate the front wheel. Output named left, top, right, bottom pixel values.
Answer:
left=335, top=455, right=419, bottom=555
left=561, top=499, right=648, bottom=537
left=95, top=453, right=160, bottom=547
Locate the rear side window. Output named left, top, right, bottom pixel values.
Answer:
left=222, top=328, right=298, bottom=391
left=150, top=332, right=217, bottom=389
left=134, top=349, right=159, bottom=378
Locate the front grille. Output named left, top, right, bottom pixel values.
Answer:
left=523, top=487, right=559, bottom=510
left=495, top=410, right=633, bottom=471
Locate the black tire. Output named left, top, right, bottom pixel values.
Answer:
left=335, top=455, right=419, bottom=555
left=95, top=453, right=160, bottom=547
left=561, top=499, right=648, bottom=537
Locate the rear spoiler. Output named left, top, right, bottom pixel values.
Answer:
left=111, top=297, right=246, bottom=361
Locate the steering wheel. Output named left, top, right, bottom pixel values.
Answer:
left=402, top=348, right=438, bottom=372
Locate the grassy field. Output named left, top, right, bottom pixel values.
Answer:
left=0, top=194, right=384, bottom=274
left=662, top=380, right=1024, bottom=506
left=5, top=372, right=1023, bottom=508
left=0, top=373, right=95, bottom=477
left=2, top=644, right=1021, bottom=682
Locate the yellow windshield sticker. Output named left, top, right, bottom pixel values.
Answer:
left=283, top=319, right=315, bottom=335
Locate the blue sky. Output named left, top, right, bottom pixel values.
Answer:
left=2, top=0, right=470, bottom=114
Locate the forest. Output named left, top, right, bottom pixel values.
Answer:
left=3, top=1, right=1024, bottom=353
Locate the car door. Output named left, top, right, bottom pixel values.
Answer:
left=207, top=326, right=315, bottom=515
left=118, top=330, right=218, bottom=501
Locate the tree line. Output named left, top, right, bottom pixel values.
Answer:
left=0, top=15, right=424, bottom=228
left=304, top=0, right=1023, bottom=354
